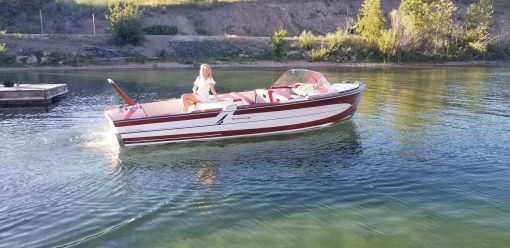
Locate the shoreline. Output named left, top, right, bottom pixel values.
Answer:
left=1, top=60, right=509, bottom=73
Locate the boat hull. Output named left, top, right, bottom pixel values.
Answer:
left=106, top=84, right=364, bottom=147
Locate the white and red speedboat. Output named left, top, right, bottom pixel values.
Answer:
left=105, top=69, right=365, bottom=147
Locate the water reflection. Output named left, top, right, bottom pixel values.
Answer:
left=0, top=105, right=56, bottom=115
left=82, top=130, right=122, bottom=169
left=196, top=163, right=219, bottom=186
left=354, top=67, right=491, bottom=123
left=113, top=119, right=362, bottom=173
left=192, top=162, right=220, bottom=216
left=2, top=67, right=510, bottom=248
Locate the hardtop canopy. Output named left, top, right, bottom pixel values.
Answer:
left=271, top=69, right=331, bottom=88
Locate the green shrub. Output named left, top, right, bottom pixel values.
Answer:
left=378, top=29, right=396, bottom=60
left=325, top=29, right=353, bottom=50
left=0, top=18, right=7, bottom=32
left=0, top=55, right=14, bottom=66
left=298, top=30, right=314, bottom=50
left=304, top=29, right=364, bottom=61
left=272, top=28, right=287, bottom=58
left=468, top=41, right=488, bottom=54
left=309, top=47, right=329, bottom=61
left=143, top=25, right=178, bottom=35
left=0, top=43, right=6, bottom=55
left=0, top=43, right=13, bottom=66
left=106, top=2, right=144, bottom=45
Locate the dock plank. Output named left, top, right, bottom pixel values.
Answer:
left=0, top=84, right=68, bottom=106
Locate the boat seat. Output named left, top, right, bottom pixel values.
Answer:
left=255, top=89, right=294, bottom=103
left=189, top=99, right=235, bottom=111
left=218, top=92, right=255, bottom=105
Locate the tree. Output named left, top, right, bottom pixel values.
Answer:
left=272, top=29, right=287, bottom=58
left=399, top=0, right=457, bottom=57
left=355, top=0, right=385, bottom=44
left=465, top=0, right=493, bottom=53
left=388, top=9, right=416, bottom=56
left=106, top=2, right=144, bottom=45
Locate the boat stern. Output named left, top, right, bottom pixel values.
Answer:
left=104, top=107, right=124, bottom=146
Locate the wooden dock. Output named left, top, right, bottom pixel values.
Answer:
left=0, top=84, right=68, bottom=106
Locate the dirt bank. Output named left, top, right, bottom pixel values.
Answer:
left=2, top=0, right=509, bottom=39
left=0, top=34, right=273, bottom=66
left=1, top=33, right=509, bottom=69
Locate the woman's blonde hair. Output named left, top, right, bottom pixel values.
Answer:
left=199, top=64, right=212, bottom=80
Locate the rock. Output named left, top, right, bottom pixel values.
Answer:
left=83, top=46, right=123, bottom=57
left=15, top=56, right=27, bottom=65
left=285, top=50, right=302, bottom=57
left=16, top=48, right=40, bottom=56
left=165, top=40, right=227, bottom=58
left=26, top=55, right=38, bottom=64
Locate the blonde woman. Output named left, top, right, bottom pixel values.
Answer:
left=181, top=64, right=218, bottom=112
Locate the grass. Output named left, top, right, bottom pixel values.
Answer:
left=73, top=0, right=245, bottom=7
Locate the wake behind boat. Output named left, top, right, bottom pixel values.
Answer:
left=104, top=69, right=365, bottom=147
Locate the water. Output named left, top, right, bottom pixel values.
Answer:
left=0, top=67, right=509, bottom=247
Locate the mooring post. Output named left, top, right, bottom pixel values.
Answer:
left=39, top=9, right=44, bottom=35
left=92, top=13, right=96, bottom=36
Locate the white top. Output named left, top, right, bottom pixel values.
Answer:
left=194, top=76, right=216, bottom=102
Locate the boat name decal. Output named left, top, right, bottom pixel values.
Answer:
left=231, top=116, right=252, bottom=120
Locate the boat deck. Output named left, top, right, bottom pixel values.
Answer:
left=104, top=83, right=359, bottom=122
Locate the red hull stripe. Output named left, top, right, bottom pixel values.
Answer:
left=123, top=106, right=356, bottom=145
left=234, top=93, right=357, bottom=115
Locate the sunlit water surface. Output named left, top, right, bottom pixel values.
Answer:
left=0, top=67, right=509, bottom=248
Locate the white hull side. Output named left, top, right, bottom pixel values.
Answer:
left=119, top=103, right=352, bottom=146
left=124, top=123, right=338, bottom=147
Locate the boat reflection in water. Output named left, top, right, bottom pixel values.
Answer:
left=112, top=118, right=362, bottom=171
left=197, top=163, right=219, bottom=186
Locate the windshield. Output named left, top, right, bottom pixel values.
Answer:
left=271, top=69, right=331, bottom=88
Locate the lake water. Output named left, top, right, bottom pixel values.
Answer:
left=1, top=67, right=509, bottom=248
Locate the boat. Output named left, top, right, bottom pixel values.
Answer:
left=104, top=69, right=365, bottom=147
